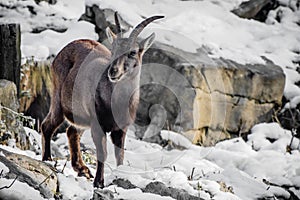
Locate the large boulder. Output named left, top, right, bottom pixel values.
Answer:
left=137, top=43, right=285, bottom=146
left=189, top=58, right=284, bottom=145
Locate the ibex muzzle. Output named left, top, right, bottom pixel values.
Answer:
left=107, top=15, right=163, bottom=83
left=41, top=12, right=164, bottom=188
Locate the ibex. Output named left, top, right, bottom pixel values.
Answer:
left=41, top=13, right=164, bottom=188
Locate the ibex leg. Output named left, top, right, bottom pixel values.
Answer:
left=41, top=92, right=64, bottom=161
left=67, top=125, right=93, bottom=178
left=91, top=121, right=107, bottom=188
left=111, top=129, right=126, bottom=166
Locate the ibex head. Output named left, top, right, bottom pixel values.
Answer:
left=106, top=13, right=164, bottom=82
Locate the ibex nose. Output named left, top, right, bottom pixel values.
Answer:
left=109, top=67, right=119, bottom=77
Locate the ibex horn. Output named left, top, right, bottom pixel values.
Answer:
left=129, top=15, right=164, bottom=42
left=114, top=12, right=122, bottom=36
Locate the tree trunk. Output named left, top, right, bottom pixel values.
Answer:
left=0, top=24, right=21, bottom=96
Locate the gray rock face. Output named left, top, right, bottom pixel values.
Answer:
left=144, top=181, right=202, bottom=200
left=105, top=178, right=203, bottom=200
left=0, top=79, right=30, bottom=150
left=93, top=189, right=116, bottom=200
left=231, top=0, right=280, bottom=22
left=137, top=43, right=285, bottom=146
left=80, top=5, right=130, bottom=43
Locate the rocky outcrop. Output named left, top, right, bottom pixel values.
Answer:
left=80, top=5, right=130, bottom=43
left=34, top=0, right=56, bottom=5
left=232, top=0, right=279, bottom=22
left=0, top=148, right=58, bottom=199
left=0, top=79, right=30, bottom=150
left=143, top=181, right=202, bottom=200
left=138, top=43, right=285, bottom=146
left=95, top=178, right=203, bottom=200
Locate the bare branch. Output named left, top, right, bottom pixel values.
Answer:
left=61, top=159, right=68, bottom=174
left=0, top=175, right=18, bottom=190
left=38, top=172, right=54, bottom=187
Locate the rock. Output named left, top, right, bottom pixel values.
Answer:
left=93, top=178, right=136, bottom=200
left=111, top=178, right=137, bottom=189
left=93, top=189, right=117, bottom=200
left=110, top=178, right=203, bottom=200
left=80, top=5, right=130, bottom=43
left=139, top=43, right=285, bottom=146
left=232, top=0, right=279, bottom=22
left=34, top=0, right=57, bottom=5
left=190, top=58, right=284, bottom=145
left=0, top=148, right=58, bottom=199
left=0, top=79, right=30, bottom=150
left=143, top=181, right=202, bottom=200
left=0, top=80, right=19, bottom=111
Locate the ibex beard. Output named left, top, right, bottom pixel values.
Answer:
left=41, top=13, right=164, bottom=188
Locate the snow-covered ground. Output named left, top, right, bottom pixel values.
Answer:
left=1, top=124, right=300, bottom=199
left=1, top=0, right=300, bottom=199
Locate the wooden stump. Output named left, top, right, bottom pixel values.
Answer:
left=0, top=24, right=21, bottom=96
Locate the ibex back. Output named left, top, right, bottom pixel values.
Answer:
left=41, top=13, right=164, bottom=188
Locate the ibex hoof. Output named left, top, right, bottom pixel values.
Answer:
left=42, top=156, right=52, bottom=161
left=93, top=180, right=104, bottom=189
left=76, top=166, right=94, bottom=179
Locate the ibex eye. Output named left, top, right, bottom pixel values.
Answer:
left=128, top=51, right=136, bottom=58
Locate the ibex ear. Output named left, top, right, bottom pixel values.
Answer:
left=139, top=33, right=155, bottom=55
left=106, top=27, right=117, bottom=43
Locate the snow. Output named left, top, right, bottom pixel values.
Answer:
left=104, top=186, right=175, bottom=200
left=21, top=21, right=97, bottom=61
left=57, top=174, right=93, bottom=200
left=161, top=130, right=192, bottom=149
left=0, top=0, right=96, bottom=62
left=0, top=161, right=9, bottom=174
left=0, top=179, right=45, bottom=200
left=1, top=123, right=300, bottom=199
left=248, top=123, right=300, bottom=152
